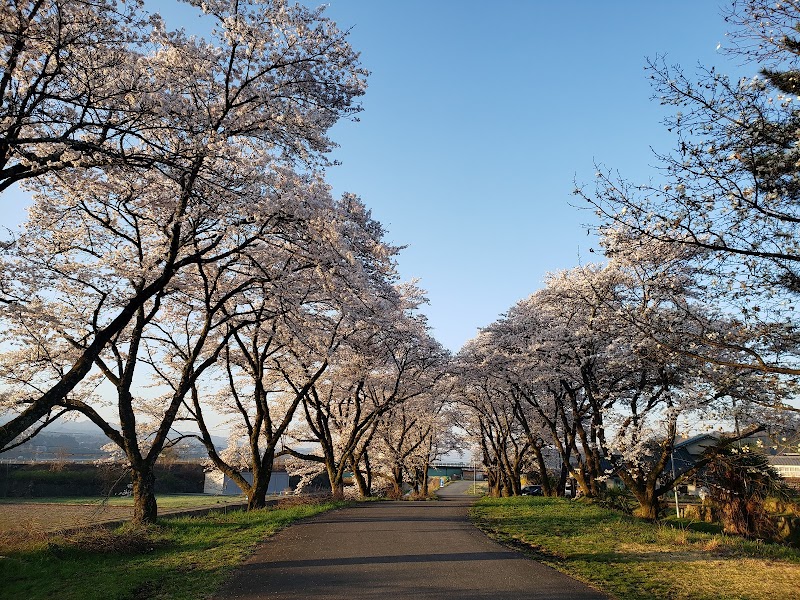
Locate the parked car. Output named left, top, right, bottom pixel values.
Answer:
left=520, top=485, right=543, bottom=496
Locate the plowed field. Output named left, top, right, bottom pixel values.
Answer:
left=0, top=502, right=132, bottom=534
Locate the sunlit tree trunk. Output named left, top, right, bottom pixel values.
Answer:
left=350, top=451, right=370, bottom=498
left=131, top=465, right=158, bottom=524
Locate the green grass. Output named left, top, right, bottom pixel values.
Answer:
left=471, top=496, right=800, bottom=600
left=0, top=499, right=346, bottom=600
left=0, top=494, right=246, bottom=509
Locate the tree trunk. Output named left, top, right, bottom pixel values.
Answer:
left=346, top=451, right=370, bottom=498
left=558, top=463, right=569, bottom=497
left=131, top=466, right=157, bottom=524
left=633, top=494, right=660, bottom=521
left=574, top=469, right=592, bottom=498
left=490, top=471, right=505, bottom=497
left=363, top=451, right=373, bottom=493
left=326, top=462, right=344, bottom=498
left=248, top=463, right=273, bottom=510
left=500, top=465, right=514, bottom=497
left=390, top=464, right=404, bottom=498
left=532, top=445, right=552, bottom=496
left=352, top=462, right=370, bottom=498
left=509, top=458, right=522, bottom=496
left=487, top=465, right=503, bottom=497
left=421, top=461, right=430, bottom=496
left=623, top=474, right=661, bottom=520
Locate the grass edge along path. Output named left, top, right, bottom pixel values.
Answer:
left=470, top=496, right=800, bottom=600
left=0, top=499, right=347, bottom=600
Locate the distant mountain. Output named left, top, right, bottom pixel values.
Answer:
left=40, top=419, right=114, bottom=435
left=0, top=415, right=112, bottom=435
left=0, top=417, right=227, bottom=463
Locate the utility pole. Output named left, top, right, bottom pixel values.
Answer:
left=473, top=458, right=476, bottom=494
left=671, top=447, right=680, bottom=518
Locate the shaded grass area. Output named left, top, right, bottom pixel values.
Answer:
left=470, top=496, right=800, bottom=600
left=0, top=499, right=346, bottom=600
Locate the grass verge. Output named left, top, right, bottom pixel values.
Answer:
left=0, top=498, right=346, bottom=600
left=470, top=496, right=800, bottom=600
left=465, top=482, right=488, bottom=496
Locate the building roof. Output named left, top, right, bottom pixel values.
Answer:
left=674, top=433, right=718, bottom=453
left=769, top=454, right=800, bottom=467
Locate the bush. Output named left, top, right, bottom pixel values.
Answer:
left=598, top=486, right=638, bottom=515
left=11, top=470, right=97, bottom=485
left=706, top=446, right=788, bottom=541
left=0, top=463, right=205, bottom=498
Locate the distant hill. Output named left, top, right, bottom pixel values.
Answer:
left=0, top=418, right=226, bottom=463
left=39, top=419, right=113, bottom=435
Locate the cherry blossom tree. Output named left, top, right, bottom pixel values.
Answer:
left=456, top=266, right=621, bottom=500
left=121, top=255, right=301, bottom=518
left=0, top=0, right=366, bottom=191
left=576, top=0, right=800, bottom=379
left=179, top=194, right=402, bottom=510
left=344, top=322, right=448, bottom=498
left=0, top=0, right=154, bottom=191
left=459, top=229, right=788, bottom=518
left=1, top=166, right=356, bottom=521
left=370, top=381, right=454, bottom=498
left=180, top=297, right=332, bottom=510
left=82, top=260, right=250, bottom=523
left=455, top=344, right=536, bottom=498
left=284, top=293, right=448, bottom=498
left=0, top=0, right=367, bottom=453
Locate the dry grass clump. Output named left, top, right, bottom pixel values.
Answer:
left=0, top=528, right=49, bottom=554
left=0, top=522, right=164, bottom=556
left=700, top=536, right=724, bottom=552
left=46, top=524, right=166, bottom=555
left=765, top=497, right=800, bottom=516
left=406, top=490, right=438, bottom=501
left=275, top=494, right=334, bottom=509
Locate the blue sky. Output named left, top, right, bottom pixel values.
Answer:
left=309, top=1, right=734, bottom=352
left=2, top=1, right=737, bottom=353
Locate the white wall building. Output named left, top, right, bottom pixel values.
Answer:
left=203, top=470, right=292, bottom=495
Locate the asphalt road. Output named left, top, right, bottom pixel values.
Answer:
left=213, top=480, right=607, bottom=599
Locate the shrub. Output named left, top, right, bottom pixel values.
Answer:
left=706, top=446, right=788, bottom=540
left=598, top=486, right=638, bottom=515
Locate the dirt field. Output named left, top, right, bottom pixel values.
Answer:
left=0, top=502, right=133, bottom=535
left=0, top=496, right=249, bottom=548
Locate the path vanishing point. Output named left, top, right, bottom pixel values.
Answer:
left=213, top=480, right=607, bottom=600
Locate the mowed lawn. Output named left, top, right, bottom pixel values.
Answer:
left=0, top=495, right=247, bottom=533
left=471, top=496, right=800, bottom=600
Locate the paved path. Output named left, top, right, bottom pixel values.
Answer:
left=214, top=481, right=606, bottom=599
